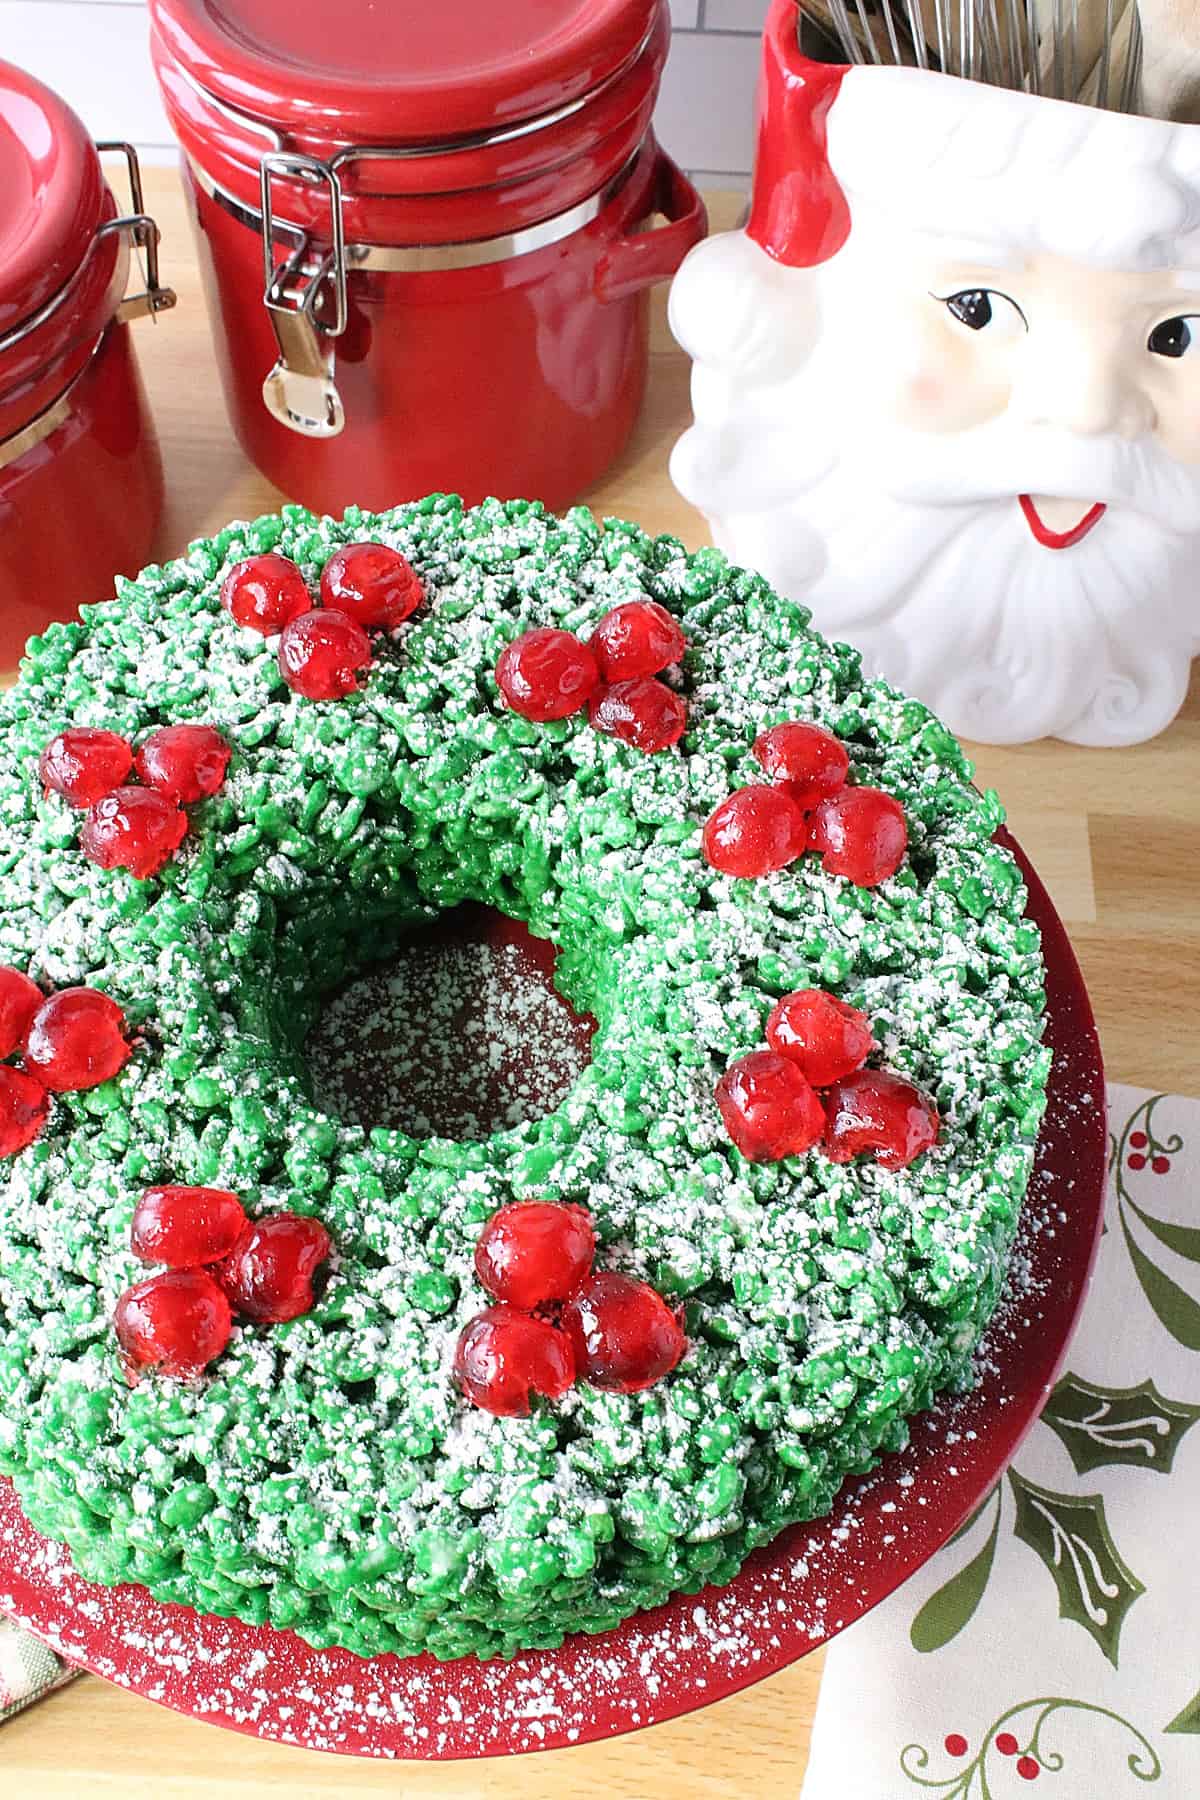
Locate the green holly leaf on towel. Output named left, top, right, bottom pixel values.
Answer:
left=1009, top=1470, right=1144, bottom=1666
left=1166, top=1686, right=1200, bottom=1735
left=910, top=1489, right=1001, bottom=1654
left=1041, top=1372, right=1200, bottom=1477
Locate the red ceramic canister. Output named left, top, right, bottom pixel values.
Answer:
left=149, top=0, right=706, bottom=514
left=0, top=62, right=174, bottom=667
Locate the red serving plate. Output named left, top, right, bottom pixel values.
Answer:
left=0, top=832, right=1105, bottom=1759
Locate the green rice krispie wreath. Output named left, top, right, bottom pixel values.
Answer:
left=0, top=494, right=1048, bottom=1661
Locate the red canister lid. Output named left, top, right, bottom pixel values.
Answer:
left=151, top=0, right=657, bottom=143
left=0, top=60, right=107, bottom=336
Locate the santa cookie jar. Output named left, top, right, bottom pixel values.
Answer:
left=669, top=0, right=1200, bottom=745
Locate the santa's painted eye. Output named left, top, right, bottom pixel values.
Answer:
left=1148, top=316, right=1197, bottom=358
left=938, top=289, right=1026, bottom=337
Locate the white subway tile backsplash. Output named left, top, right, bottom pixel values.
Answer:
left=0, top=0, right=764, bottom=181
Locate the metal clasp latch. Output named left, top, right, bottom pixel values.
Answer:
left=260, top=153, right=347, bottom=438
left=95, top=142, right=177, bottom=322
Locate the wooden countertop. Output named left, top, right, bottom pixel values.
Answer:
left=4, top=168, right=1198, bottom=1797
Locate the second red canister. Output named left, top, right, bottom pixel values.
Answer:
left=149, top=0, right=706, bottom=515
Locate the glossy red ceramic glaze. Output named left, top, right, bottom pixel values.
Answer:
left=183, top=137, right=703, bottom=513
left=747, top=0, right=850, bottom=267
left=1019, top=495, right=1107, bottom=549
left=0, top=61, right=106, bottom=335
left=0, top=323, right=163, bottom=666
left=0, top=837, right=1106, bottom=1758
left=152, top=0, right=656, bottom=142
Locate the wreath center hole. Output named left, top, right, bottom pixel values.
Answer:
left=305, top=905, right=595, bottom=1141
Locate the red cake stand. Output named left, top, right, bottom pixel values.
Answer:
left=0, top=833, right=1106, bottom=1759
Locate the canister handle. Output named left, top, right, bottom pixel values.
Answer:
left=260, top=152, right=347, bottom=438
left=593, top=149, right=707, bottom=304
left=96, top=142, right=177, bottom=322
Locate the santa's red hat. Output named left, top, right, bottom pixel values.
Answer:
left=746, top=0, right=851, bottom=267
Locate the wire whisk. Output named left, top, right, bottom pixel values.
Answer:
left=798, top=0, right=1145, bottom=110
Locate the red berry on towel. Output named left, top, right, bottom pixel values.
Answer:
left=24, top=988, right=131, bottom=1092
left=454, top=1306, right=576, bottom=1416
left=320, top=542, right=425, bottom=630
left=39, top=728, right=132, bottom=807
left=563, top=1271, right=686, bottom=1393
left=115, top=1268, right=232, bottom=1380
left=221, top=553, right=310, bottom=635
left=80, top=786, right=188, bottom=879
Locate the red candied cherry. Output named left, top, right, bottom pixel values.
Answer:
left=562, top=1271, right=686, bottom=1394
left=766, top=989, right=876, bottom=1087
left=823, top=1068, right=939, bottom=1170
left=996, top=1734, right=1019, bottom=1756
left=808, top=785, right=908, bottom=887
left=320, top=541, right=425, bottom=630
left=589, top=678, right=687, bottom=754
left=217, top=1213, right=331, bottom=1322
left=39, top=728, right=132, bottom=808
left=0, top=1066, right=50, bottom=1157
left=474, top=1201, right=596, bottom=1310
left=716, top=1050, right=825, bottom=1163
left=134, top=724, right=231, bottom=805
left=131, top=1185, right=247, bottom=1268
left=702, top=785, right=808, bottom=879
left=0, top=966, right=43, bottom=1059
left=496, top=627, right=599, bottom=722
left=80, top=786, right=188, bottom=880
left=589, top=601, right=686, bottom=680
left=24, top=988, right=131, bottom=1092
left=114, top=1268, right=232, bottom=1380
left=454, top=1305, right=576, bottom=1416
left=220, top=552, right=310, bottom=635
left=752, top=721, right=850, bottom=809
left=278, top=608, right=371, bottom=700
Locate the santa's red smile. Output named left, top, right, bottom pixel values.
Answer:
left=1018, top=495, right=1107, bottom=549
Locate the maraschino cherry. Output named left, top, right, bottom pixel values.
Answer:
left=589, top=678, right=687, bottom=753
left=217, top=1213, right=331, bottom=1322
left=23, top=988, right=130, bottom=1092
left=753, top=721, right=849, bottom=809
left=114, top=1268, right=232, bottom=1380
left=79, top=786, right=188, bottom=880
left=454, top=1306, right=576, bottom=1416
left=716, top=1050, right=825, bottom=1162
left=221, top=553, right=311, bottom=635
left=590, top=601, right=686, bottom=680
left=131, top=1186, right=247, bottom=1267
left=474, top=1201, right=596, bottom=1309
left=808, top=786, right=908, bottom=887
left=320, top=542, right=424, bottom=630
left=134, top=725, right=231, bottom=805
left=39, top=729, right=132, bottom=808
left=0, top=1066, right=49, bottom=1157
left=496, top=628, right=599, bottom=722
left=0, top=967, right=43, bottom=1059
left=562, top=1271, right=686, bottom=1393
left=278, top=609, right=372, bottom=700
left=766, top=989, right=876, bottom=1087
left=702, top=785, right=808, bottom=879
left=823, top=1068, right=940, bottom=1170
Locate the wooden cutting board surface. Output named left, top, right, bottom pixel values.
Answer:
left=3, top=170, right=1197, bottom=1798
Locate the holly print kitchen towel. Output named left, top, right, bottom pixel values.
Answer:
left=0, top=1614, right=77, bottom=1723
left=802, top=1084, right=1200, bottom=1799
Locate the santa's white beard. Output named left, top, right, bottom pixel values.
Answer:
left=685, top=416, right=1200, bottom=746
